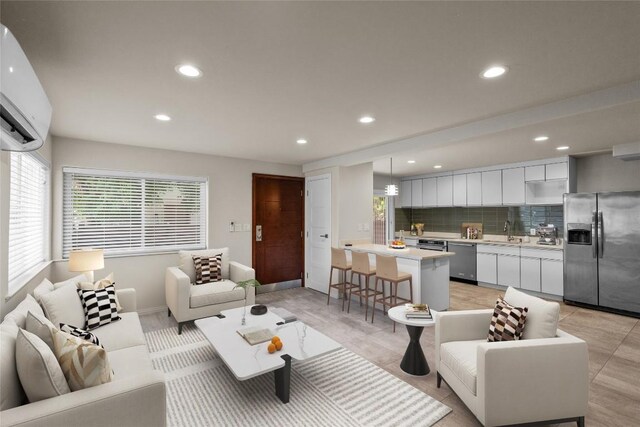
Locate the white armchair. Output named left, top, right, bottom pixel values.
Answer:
left=435, top=288, right=589, bottom=427
left=165, top=248, right=256, bottom=334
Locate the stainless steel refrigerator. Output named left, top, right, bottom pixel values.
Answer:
left=564, top=191, right=640, bottom=316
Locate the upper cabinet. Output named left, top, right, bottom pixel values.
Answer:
left=545, top=162, right=568, bottom=180
left=400, top=180, right=412, bottom=207
left=466, top=173, right=482, bottom=206
left=453, top=174, right=467, bottom=206
left=411, top=179, right=423, bottom=208
left=481, top=170, right=502, bottom=206
left=400, top=157, right=573, bottom=208
left=436, top=176, right=453, bottom=206
left=502, top=167, right=525, bottom=205
left=422, top=177, right=437, bottom=207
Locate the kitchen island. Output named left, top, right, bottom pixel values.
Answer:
left=344, top=244, right=454, bottom=311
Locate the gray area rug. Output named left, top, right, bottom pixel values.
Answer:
left=145, top=325, right=451, bottom=427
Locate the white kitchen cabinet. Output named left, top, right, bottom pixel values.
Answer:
left=525, top=165, right=545, bottom=182
left=497, top=255, right=520, bottom=288
left=400, top=181, right=412, bottom=207
left=481, top=170, right=502, bottom=206
left=541, top=259, right=564, bottom=296
left=466, top=173, right=482, bottom=206
left=422, top=177, right=437, bottom=207
left=502, top=167, right=525, bottom=205
left=411, top=179, right=423, bottom=208
left=453, top=174, right=467, bottom=206
left=520, top=257, right=541, bottom=292
left=525, top=180, right=567, bottom=205
left=545, top=162, right=568, bottom=180
left=437, top=176, right=453, bottom=206
left=477, top=253, right=497, bottom=284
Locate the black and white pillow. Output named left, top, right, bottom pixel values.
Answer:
left=193, top=254, right=222, bottom=285
left=77, top=285, right=121, bottom=330
left=487, top=297, right=528, bottom=342
left=59, top=323, right=102, bottom=347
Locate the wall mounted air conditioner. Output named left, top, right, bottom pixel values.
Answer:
left=1, top=24, right=52, bottom=152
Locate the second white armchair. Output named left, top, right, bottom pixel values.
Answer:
left=165, top=248, right=256, bottom=334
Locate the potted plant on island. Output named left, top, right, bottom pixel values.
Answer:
left=234, top=279, right=261, bottom=325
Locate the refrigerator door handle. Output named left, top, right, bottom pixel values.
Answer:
left=592, top=211, right=598, bottom=258
left=598, top=211, right=604, bottom=258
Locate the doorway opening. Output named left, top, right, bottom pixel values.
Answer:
left=373, top=191, right=394, bottom=245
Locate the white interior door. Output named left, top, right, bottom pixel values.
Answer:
left=305, top=174, right=331, bottom=293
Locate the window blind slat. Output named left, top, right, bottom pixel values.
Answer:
left=62, top=169, right=207, bottom=257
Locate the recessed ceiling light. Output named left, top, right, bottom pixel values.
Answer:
left=407, top=160, right=416, bottom=164
left=481, top=65, right=508, bottom=79
left=176, top=64, right=202, bottom=78
left=434, top=165, right=442, bottom=169
left=359, top=116, right=375, bottom=124
left=556, top=146, right=570, bottom=151
left=296, top=139, right=308, bottom=144
left=534, top=136, right=549, bottom=142
left=154, top=114, right=171, bottom=121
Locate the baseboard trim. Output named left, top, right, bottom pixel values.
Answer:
left=257, top=280, right=302, bottom=294
left=137, top=305, right=167, bottom=315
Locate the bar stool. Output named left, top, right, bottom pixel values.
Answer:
left=348, top=251, right=382, bottom=321
left=372, top=254, right=413, bottom=331
left=327, top=248, right=357, bottom=311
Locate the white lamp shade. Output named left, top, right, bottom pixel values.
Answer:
left=68, top=249, right=104, bottom=272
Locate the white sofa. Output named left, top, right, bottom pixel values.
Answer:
left=0, top=282, right=166, bottom=427
left=166, top=248, right=256, bottom=334
left=435, top=287, right=589, bottom=427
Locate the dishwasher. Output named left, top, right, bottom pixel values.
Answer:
left=447, top=242, right=477, bottom=284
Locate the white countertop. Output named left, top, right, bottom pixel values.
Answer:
left=397, top=233, right=563, bottom=251
left=345, top=243, right=454, bottom=261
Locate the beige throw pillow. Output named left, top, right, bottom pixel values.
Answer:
left=77, top=273, right=122, bottom=311
left=25, top=311, right=57, bottom=352
left=2, top=294, right=44, bottom=329
left=15, top=329, right=70, bottom=403
left=39, top=283, right=86, bottom=329
left=51, top=328, right=113, bottom=391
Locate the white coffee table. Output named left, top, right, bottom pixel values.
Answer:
left=388, top=306, right=438, bottom=376
left=195, top=306, right=341, bottom=403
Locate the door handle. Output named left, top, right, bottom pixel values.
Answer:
left=597, top=211, right=604, bottom=258
left=320, top=234, right=329, bottom=238
left=256, top=225, right=262, bottom=242
left=591, top=211, right=597, bottom=259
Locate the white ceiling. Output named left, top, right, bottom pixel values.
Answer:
left=2, top=1, right=640, bottom=169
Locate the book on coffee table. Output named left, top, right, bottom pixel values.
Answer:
left=405, top=303, right=432, bottom=320
left=237, top=326, right=274, bottom=345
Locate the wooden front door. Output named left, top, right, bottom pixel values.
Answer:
left=252, top=174, right=304, bottom=286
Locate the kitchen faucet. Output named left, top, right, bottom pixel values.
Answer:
left=504, top=220, right=515, bottom=241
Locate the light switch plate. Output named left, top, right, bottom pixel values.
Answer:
left=229, top=221, right=235, bottom=232
left=243, top=223, right=250, bottom=232
left=234, top=224, right=243, bottom=232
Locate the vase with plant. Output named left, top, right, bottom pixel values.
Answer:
left=234, top=279, right=261, bottom=325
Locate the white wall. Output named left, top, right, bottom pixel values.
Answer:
left=50, top=137, right=302, bottom=312
left=373, top=173, right=401, bottom=191
left=576, top=153, right=640, bottom=193
left=1, top=137, right=53, bottom=317
left=338, top=163, right=373, bottom=242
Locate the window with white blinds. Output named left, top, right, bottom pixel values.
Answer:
left=8, top=153, right=49, bottom=292
left=63, top=168, right=207, bottom=257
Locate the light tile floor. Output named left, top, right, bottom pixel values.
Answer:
left=140, top=282, right=640, bottom=426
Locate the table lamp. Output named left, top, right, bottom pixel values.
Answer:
left=68, top=249, right=104, bottom=282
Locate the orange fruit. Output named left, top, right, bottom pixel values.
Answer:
left=267, top=343, right=276, bottom=354
left=271, top=336, right=281, bottom=344
left=275, top=340, right=283, bottom=351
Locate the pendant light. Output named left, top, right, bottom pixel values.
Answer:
left=385, top=157, right=398, bottom=196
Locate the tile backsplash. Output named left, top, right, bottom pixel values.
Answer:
left=395, top=206, right=564, bottom=237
